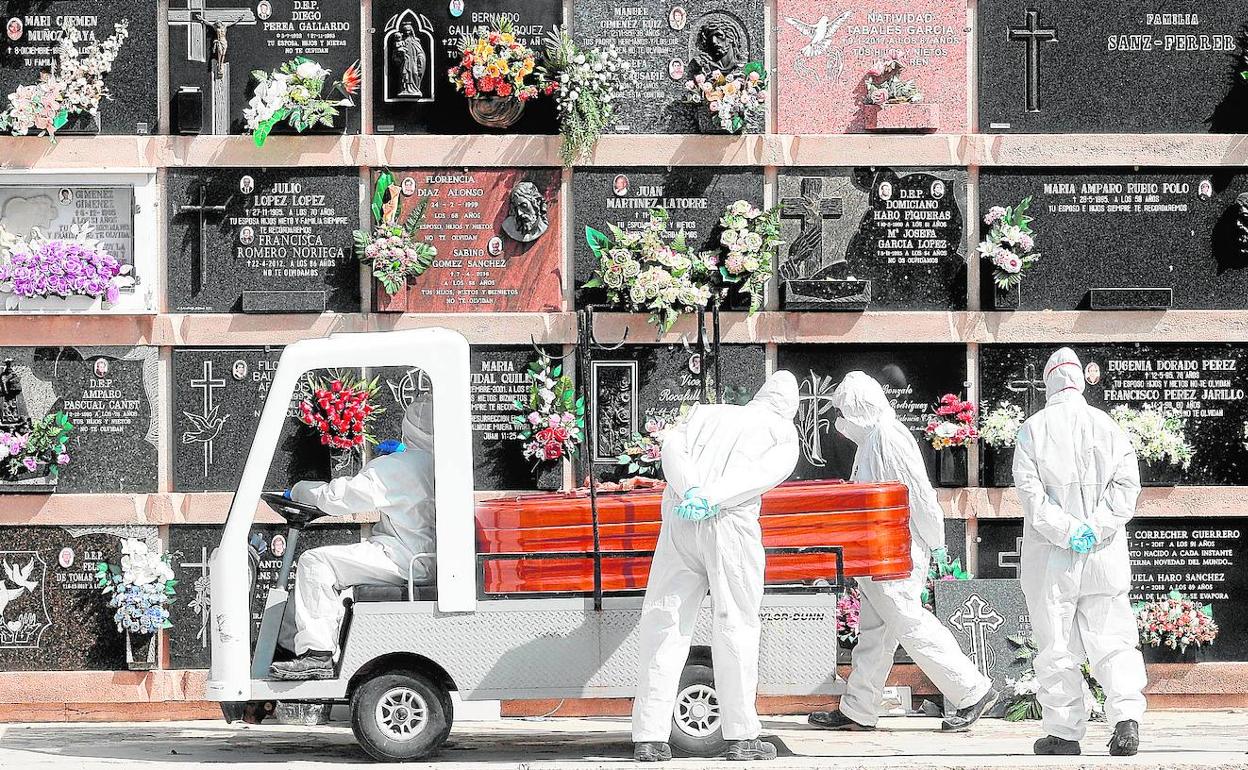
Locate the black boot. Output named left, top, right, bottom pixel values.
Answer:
left=807, top=710, right=875, bottom=731
left=633, top=742, right=672, bottom=762
left=725, top=738, right=777, bottom=761
left=1034, top=735, right=1081, bottom=755
left=1108, top=719, right=1139, bottom=756
left=269, top=651, right=334, bottom=680
left=942, top=687, right=1001, bottom=732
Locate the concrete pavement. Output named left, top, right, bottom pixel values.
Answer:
left=1, top=712, right=1246, bottom=769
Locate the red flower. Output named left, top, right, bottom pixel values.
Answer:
left=543, top=442, right=563, bottom=460
left=496, top=82, right=513, bottom=97
left=479, top=76, right=496, bottom=93
left=340, top=60, right=362, bottom=96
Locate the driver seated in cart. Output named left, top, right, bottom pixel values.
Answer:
left=270, top=397, right=437, bottom=681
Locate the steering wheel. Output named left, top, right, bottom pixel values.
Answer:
left=260, top=492, right=329, bottom=528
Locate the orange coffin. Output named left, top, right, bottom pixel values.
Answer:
left=474, top=479, right=912, bottom=596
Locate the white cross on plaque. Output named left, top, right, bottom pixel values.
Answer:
left=950, top=594, right=1005, bottom=679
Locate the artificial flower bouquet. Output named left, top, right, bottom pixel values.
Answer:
left=616, top=415, right=673, bottom=477
left=96, top=538, right=176, bottom=636
left=449, top=15, right=553, bottom=128
left=714, top=200, right=781, bottom=313
left=542, top=29, right=627, bottom=165
left=354, top=171, right=437, bottom=297
left=0, top=223, right=133, bottom=308
left=1004, top=635, right=1105, bottom=722
left=920, top=548, right=971, bottom=613
left=244, top=57, right=361, bottom=147
left=685, top=61, right=767, bottom=134
left=297, top=374, right=382, bottom=451
left=1134, top=590, right=1218, bottom=654
left=980, top=401, right=1025, bottom=449
left=584, top=209, right=716, bottom=333
left=1110, top=405, right=1194, bottom=470
left=923, top=393, right=979, bottom=450
left=836, top=587, right=862, bottom=646
left=978, top=197, right=1040, bottom=291
left=512, top=354, right=585, bottom=466
left=0, top=412, right=73, bottom=482
left=863, top=51, right=922, bottom=106
left=0, top=20, right=130, bottom=139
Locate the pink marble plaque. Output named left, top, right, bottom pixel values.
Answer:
left=776, top=1, right=968, bottom=134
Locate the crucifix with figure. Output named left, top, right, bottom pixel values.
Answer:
left=168, top=0, right=257, bottom=134
left=779, top=177, right=844, bottom=280
left=179, top=185, right=229, bottom=293
left=1009, top=10, right=1058, bottom=114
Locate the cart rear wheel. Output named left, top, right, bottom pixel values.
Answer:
left=351, top=670, right=452, bottom=762
left=669, top=661, right=727, bottom=758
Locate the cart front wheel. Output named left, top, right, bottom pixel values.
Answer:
left=351, top=670, right=452, bottom=761
left=669, top=661, right=728, bottom=758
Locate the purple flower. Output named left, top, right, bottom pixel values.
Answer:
left=57, top=453, right=70, bottom=465
left=22, top=457, right=38, bottom=472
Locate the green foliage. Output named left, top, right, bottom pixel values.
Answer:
left=354, top=189, right=438, bottom=297
left=372, top=171, right=396, bottom=223
left=542, top=28, right=625, bottom=166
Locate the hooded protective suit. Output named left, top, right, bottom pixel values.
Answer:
left=1014, top=348, right=1146, bottom=741
left=831, top=372, right=991, bottom=727
left=631, top=372, right=800, bottom=743
left=279, top=398, right=436, bottom=655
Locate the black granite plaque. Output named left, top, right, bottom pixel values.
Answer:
left=978, top=3, right=1248, bottom=134
left=0, top=2, right=158, bottom=134
left=934, top=578, right=1031, bottom=717
left=776, top=344, right=969, bottom=484
left=572, top=167, right=765, bottom=307
left=583, top=344, right=766, bottom=481
left=777, top=168, right=967, bottom=311
left=166, top=168, right=360, bottom=314
left=980, top=169, right=1248, bottom=310
left=0, top=346, right=157, bottom=493
left=0, top=526, right=158, bottom=671
left=574, top=0, right=767, bottom=134
left=370, top=0, right=559, bottom=135
left=168, top=523, right=359, bottom=669
left=981, top=343, right=1248, bottom=486
left=167, top=0, right=361, bottom=135
left=371, top=345, right=562, bottom=491
left=978, top=517, right=1247, bottom=662
left=172, top=348, right=351, bottom=493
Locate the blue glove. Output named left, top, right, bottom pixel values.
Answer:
left=1069, top=525, right=1097, bottom=554
left=282, top=489, right=292, bottom=500
left=376, top=439, right=407, bottom=456
left=675, top=486, right=719, bottom=521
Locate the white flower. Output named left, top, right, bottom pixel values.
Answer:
left=295, top=61, right=329, bottom=81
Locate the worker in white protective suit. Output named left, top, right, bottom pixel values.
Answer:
left=270, top=398, right=436, bottom=680
left=808, top=372, right=998, bottom=733
left=1014, top=347, right=1145, bottom=757
left=632, top=371, right=800, bottom=763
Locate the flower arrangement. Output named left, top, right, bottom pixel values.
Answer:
left=616, top=415, right=673, bottom=477
left=1110, top=405, right=1194, bottom=470
left=713, top=200, right=781, bottom=314
left=1134, top=590, right=1219, bottom=654
left=863, top=51, right=922, bottom=106
left=978, top=197, right=1040, bottom=291
left=980, top=401, right=1026, bottom=449
left=542, top=29, right=627, bottom=166
left=837, top=587, right=861, bottom=646
left=923, top=394, right=979, bottom=450
left=920, top=549, right=971, bottom=613
left=0, top=223, right=132, bottom=306
left=96, top=538, right=176, bottom=636
left=0, top=412, right=73, bottom=481
left=353, top=171, right=437, bottom=297
left=1003, top=636, right=1106, bottom=722
left=449, top=16, right=552, bottom=103
left=244, top=57, right=361, bottom=147
left=297, top=374, right=383, bottom=451
left=685, top=61, right=767, bottom=134
left=512, top=354, right=586, bottom=465
left=584, top=209, right=716, bottom=332
left=0, top=20, right=130, bottom=139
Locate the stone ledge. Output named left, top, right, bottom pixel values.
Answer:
left=965, top=487, right=1248, bottom=520
left=2, top=134, right=1247, bottom=169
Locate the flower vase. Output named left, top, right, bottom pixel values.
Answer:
left=6, top=293, right=103, bottom=313
left=992, top=282, right=1021, bottom=310
left=694, top=108, right=765, bottom=135
left=982, top=447, right=1014, bottom=488
left=1140, top=460, right=1184, bottom=487
left=937, top=448, right=968, bottom=488
left=126, top=631, right=157, bottom=671
left=535, top=461, right=562, bottom=491
left=864, top=103, right=940, bottom=132
left=467, top=96, right=525, bottom=129
left=0, top=463, right=59, bottom=494
left=1141, top=643, right=1199, bottom=665
left=57, top=111, right=102, bottom=136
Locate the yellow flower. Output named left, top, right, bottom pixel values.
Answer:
left=723, top=81, right=739, bottom=95
left=501, top=33, right=515, bottom=44
left=486, top=62, right=501, bottom=78
left=497, top=59, right=510, bottom=74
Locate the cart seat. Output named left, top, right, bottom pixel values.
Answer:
left=353, top=583, right=438, bottom=602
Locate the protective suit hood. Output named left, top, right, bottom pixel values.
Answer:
left=748, top=371, right=799, bottom=420
left=401, top=398, right=435, bottom=453
left=831, top=371, right=896, bottom=445
left=1044, top=347, right=1086, bottom=401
